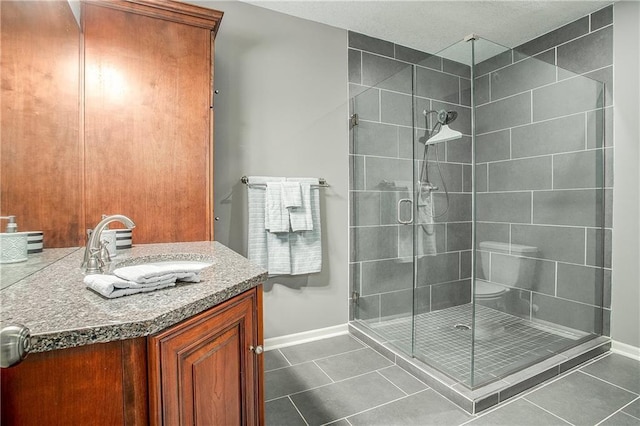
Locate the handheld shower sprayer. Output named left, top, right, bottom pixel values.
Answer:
left=420, top=109, right=462, bottom=145
left=417, top=109, right=461, bottom=219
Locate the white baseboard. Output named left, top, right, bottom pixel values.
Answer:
left=264, top=323, right=349, bottom=351
left=611, top=340, right=640, bottom=361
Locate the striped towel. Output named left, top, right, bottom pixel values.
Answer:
left=288, top=178, right=322, bottom=275
left=246, top=176, right=322, bottom=276
left=247, top=176, right=290, bottom=275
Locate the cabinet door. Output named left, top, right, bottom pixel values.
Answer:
left=148, top=288, right=263, bottom=425
left=83, top=2, right=214, bottom=243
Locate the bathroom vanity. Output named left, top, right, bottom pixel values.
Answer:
left=0, top=242, right=267, bottom=425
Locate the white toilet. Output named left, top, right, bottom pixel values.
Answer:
left=475, top=241, right=539, bottom=308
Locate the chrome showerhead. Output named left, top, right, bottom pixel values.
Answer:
left=420, top=109, right=462, bottom=145
left=426, top=124, right=462, bottom=144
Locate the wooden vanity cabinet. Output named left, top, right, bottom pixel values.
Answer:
left=0, top=286, right=264, bottom=426
left=148, top=286, right=264, bottom=425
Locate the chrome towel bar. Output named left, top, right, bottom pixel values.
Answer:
left=241, top=176, right=329, bottom=187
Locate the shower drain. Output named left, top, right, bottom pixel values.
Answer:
left=454, top=324, right=471, bottom=331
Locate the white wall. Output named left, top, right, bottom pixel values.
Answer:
left=197, top=1, right=349, bottom=339
left=612, top=1, right=640, bottom=349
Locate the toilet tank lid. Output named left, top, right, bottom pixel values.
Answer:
left=478, top=241, right=538, bottom=254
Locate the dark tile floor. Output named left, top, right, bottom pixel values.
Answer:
left=265, top=334, right=640, bottom=426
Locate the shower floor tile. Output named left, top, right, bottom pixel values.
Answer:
left=368, top=304, right=588, bottom=387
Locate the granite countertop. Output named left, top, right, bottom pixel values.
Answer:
left=0, top=242, right=267, bottom=353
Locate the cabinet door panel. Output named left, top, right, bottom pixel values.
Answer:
left=191, top=327, right=242, bottom=425
left=83, top=2, right=212, bottom=243
left=149, top=289, right=259, bottom=425
left=0, top=339, right=148, bottom=426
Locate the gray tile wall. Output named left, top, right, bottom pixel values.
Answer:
left=349, top=4, right=613, bottom=337
left=475, top=5, right=613, bottom=335
left=348, top=32, right=472, bottom=323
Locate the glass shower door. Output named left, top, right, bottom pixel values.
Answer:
left=470, top=37, right=608, bottom=387
left=410, top=40, right=476, bottom=383
left=349, top=61, right=417, bottom=355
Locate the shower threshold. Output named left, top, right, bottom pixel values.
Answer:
left=349, top=305, right=610, bottom=414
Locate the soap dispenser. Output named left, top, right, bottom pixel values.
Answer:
left=0, top=216, right=28, bottom=264
left=2, top=216, right=18, bottom=233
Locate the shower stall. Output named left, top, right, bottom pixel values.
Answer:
left=349, top=35, right=609, bottom=404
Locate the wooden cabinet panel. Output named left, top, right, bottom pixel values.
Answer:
left=148, top=287, right=263, bottom=425
left=0, top=1, right=83, bottom=247
left=0, top=339, right=148, bottom=426
left=83, top=2, right=213, bottom=243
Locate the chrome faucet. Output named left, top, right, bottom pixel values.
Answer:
left=82, top=214, right=135, bottom=274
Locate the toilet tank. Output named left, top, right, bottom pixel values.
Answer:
left=478, top=241, right=538, bottom=287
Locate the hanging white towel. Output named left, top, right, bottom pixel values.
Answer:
left=288, top=180, right=313, bottom=232
left=265, top=182, right=289, bottom=233
left=246, top=176, right=322, bottom=276
left=416, top=190, right=437, bottom=256
left=281, top=182, right=302, bottom=209
left=247, top=176, right=291, bottom=274
left=288, top=178, right=322, bottom=274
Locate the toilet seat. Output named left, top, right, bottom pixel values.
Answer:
left=475, top=281, right=508, bottom=299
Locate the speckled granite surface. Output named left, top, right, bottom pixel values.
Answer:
left=0, top=242, right=267, bottom=353
left=0, top=247, right=80, bottom=290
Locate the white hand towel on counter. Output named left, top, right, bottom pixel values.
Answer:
left=265, top=182, right=289, bottom=233
left=113, top=262, right=210, bottom=284
left=288, top=179, right=313, bottom=232
left=84, top=274, right=176, bottom=299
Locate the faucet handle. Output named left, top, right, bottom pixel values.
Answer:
left=99, top=240, right=111, bottom=264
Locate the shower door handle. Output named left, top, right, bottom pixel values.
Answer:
left=397, top=198, right=413, bottom=224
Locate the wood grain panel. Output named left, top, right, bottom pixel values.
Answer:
left=191, top=327, right=242, bottom=425
left=1, top=342, right=126, bottom=425
left=255, top=284, right=265, bottom=425
left=122, top=338, right=150, bottom=425
left=0, top=1, right=83, bottom=247
left=148, top=288, right=259, bottom=425
left=83, top=2, right=212, bottom=243
left=83, top=0, right=223, bottom=32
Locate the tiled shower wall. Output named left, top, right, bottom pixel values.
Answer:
left=348, top=4, right=613, bottom=336
left=475, top=5, right=613, bottom=335
left=348, top=32, right=473, bottom=322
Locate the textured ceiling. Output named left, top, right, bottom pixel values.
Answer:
left=245, top=1, right=613, bottom=55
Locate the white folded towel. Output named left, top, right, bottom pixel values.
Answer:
left=113, top=262, right=210, bottom=284
left=84, top=274, right=176, bottom=299
left=265, top=182, right=289, bottom=233
left=281, top=182, right=302, bottom=209
left=289, top=182, right=313, bottom=232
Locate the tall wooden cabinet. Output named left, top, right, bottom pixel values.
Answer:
left=0, top=0, right=222, bottom=247
left=83, top=0, right=222, bottom=243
